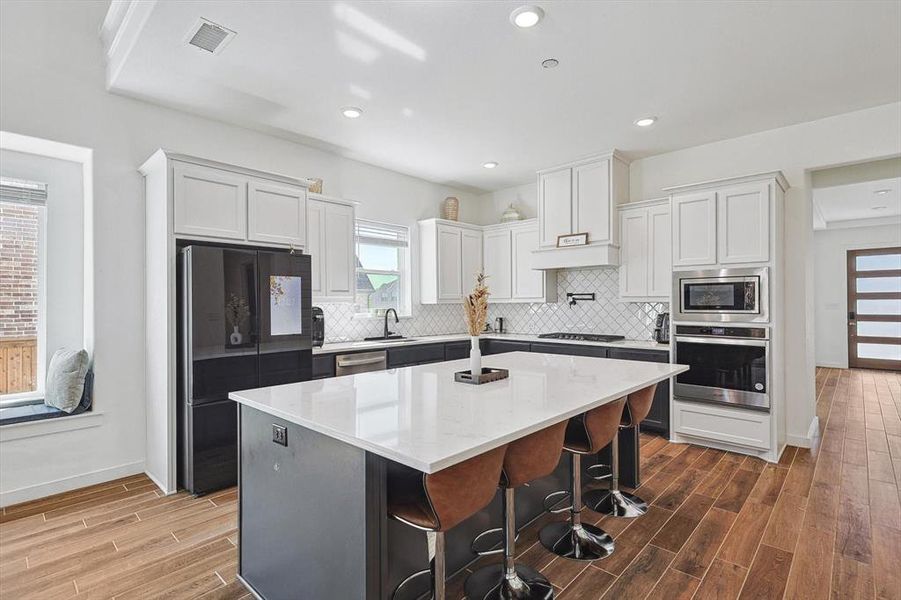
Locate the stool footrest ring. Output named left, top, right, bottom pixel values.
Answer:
left=471, top=526, right=520, bottom=557
left=586, top=463, right=613, bottom=481
left=542, top=489, right=573, bottom=514
left=391, top=568, right=430, bottom=600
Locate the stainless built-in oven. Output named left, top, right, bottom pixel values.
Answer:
left=674, top=325, right=770, bottom=411
left=673, top=267, right=768, bottom=323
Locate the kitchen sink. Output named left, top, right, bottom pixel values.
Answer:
left=353, top=338, right=418, bottom=346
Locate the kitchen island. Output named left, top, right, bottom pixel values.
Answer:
left=229, top=351, right=688, bottom=600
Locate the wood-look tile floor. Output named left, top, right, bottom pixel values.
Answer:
left=1, top=367, right=899, bottom=599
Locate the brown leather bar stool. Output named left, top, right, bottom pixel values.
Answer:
left=538, top=398, right=624, bottom=560
left=585, top=384, right=657, bottom=518
left=465, top=422, right=568, bottom=600
left=387, top=445, right=507, bottom=600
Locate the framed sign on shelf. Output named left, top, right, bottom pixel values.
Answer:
left=556, top=232, right=589, bottom=248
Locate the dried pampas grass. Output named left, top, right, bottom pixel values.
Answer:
left=464, top=273, right=490, bottom=336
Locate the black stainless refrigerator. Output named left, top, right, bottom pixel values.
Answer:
left=177, top=245, right=312, bottom=495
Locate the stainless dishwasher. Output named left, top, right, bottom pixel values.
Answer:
left=335, top=351, right=387, bottom=376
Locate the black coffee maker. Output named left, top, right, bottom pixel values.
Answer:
left=653, top=312, right=670, bottom=344
left=312, top=306, right=325, bottom=347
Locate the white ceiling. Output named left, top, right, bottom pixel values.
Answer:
left=812, top=177, right=901, bottom=229
left=104, top=1, right=901, bottom=192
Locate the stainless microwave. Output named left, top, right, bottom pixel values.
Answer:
left=672, top=267, right=768, bottom=323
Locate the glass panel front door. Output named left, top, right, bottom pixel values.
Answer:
left=847, top=247, right=901, bottom=370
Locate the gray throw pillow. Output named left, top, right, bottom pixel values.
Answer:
left=44, top=349, right=90, bottom=413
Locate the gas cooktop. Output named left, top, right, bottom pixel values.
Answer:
left=538, top=332, right=626, bottom=343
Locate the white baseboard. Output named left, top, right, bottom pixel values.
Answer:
left=815, top=361, right=847, bottom=369
left=786, top=416, right=820, bottom=448
left=0, top=460, right=145, bottom=507
left=144, top=468, right=176, bottom=496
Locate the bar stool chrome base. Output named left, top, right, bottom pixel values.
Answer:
left=464, top=563, right=554, bottom=600
left=539, top=521, right=614, bottom=561
left=584, top=488, right=648, bottom=518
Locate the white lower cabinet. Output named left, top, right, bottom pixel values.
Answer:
left=420, top=219, right=554, bottom=304
left=307, top=196, right=355, bottom=303
left=619, top=199, right=671, bottom=301
left=673, top=400, right=771, bottom=450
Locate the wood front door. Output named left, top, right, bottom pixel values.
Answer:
left=847, top=247, right=901, bottom=370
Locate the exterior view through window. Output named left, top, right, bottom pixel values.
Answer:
left=354, top=219, right=409, bottom=315
left=0, top=177, right=46, bottom=406
left=847, top=247, right=901, bottom=370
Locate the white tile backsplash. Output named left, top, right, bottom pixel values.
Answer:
left=318, top=267, right=667, bottom=343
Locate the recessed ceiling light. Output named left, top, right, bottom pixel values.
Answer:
left=341, top=106, right=363, bottom=119
left=541, top=58, right=559, bottom=69
left=872, top=205, right=888, bottom=210
left=510, top=5, right=544, bottom=28
left=874, top=189, right=891, bottom=195
left=634, top=116, right=657, bottom=127
left=483, top=162, right=499, bottom=169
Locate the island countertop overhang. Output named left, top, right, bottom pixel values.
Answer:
left=229, top=351, right=689, bottom=473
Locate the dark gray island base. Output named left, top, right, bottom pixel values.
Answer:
left=237, top=404, right=641, bottom=600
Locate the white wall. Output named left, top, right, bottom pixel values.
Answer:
left=475, top=182, right=538, bottom=225
left=630, top=102, right=901, bottom=445
left=814, top=224, right=901, bottom=368
left=0, top=0, right=478, bottom=505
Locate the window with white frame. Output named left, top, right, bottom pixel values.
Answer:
left=355, top=219, right=411, bottom=316
left=0, top=177, right=47, bottom=407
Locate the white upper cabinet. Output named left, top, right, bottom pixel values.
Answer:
left=420, top=218, right=554, bottom=304
left=173, top=162, right=247, bottom=240
left=247, top=179, right=307, bottom=247
left=573, top=159, right=612, bottom=244
left=667, top=173, right=782, bottom=269
left=717, top=182, right=770, bottom=264
left=647, top=204, right=672, bottom=297
left=532, top=151, right=629, bottom=270
left=537, top=168, right=572, bottom=247
left=671, top=191, right=717, bottom=266
left=483, top=229, right=512, bottom=300
left=619, top=199, right=671, bottom=301
left=619, top=208, right=649, bottom=297
left=461, top=229, right=483, bottom=292
left=308, top=196, right=355, bottom=303
left=436, top=224, right=463, bottom=301
left=511, top=224, right=550, bottom=300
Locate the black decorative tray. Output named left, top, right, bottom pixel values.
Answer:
left=454, top=368, right=509, bottom=385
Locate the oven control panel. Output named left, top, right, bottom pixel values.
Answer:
left=675, top=325, right=768, bottom=339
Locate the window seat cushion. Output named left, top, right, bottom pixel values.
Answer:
left=0, top=371, right=93, bottom=426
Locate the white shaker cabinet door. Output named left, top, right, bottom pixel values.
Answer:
left=537, top=168, right=572, bottom=247
left=247, top=179, right=307, bottom=247
left=307, top=199, right=325, bottom=296
left=483, top=229, right=512, bottom=300
left=672, top=191, right=716, bottom=266
left=647, top=204, right=672, bottom=298
left=717, top=183, right=770, bottom=264
left=323, top=202, right=355, bottom=299
left=436, top=224, right=463, bottom=301
left=572, top=158, right=611, bottom=244
left=173, top=163, right=247, bottom=241
left=619, top=209, right=648, bottom=297
left=461, top=229, right=484, bottom=293
left=511, top=225, right=544, bottom=300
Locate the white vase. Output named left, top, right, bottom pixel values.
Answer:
left=470, top=336, right=482, bottom=376
left=230, top=326, right=243, bottom=345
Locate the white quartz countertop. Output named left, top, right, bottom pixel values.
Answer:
left=313, top=332, right=668, bottom=355
left=229, top=351, right=688, bottom=473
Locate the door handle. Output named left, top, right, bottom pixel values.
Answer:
left=848, top=311, right=856, bottom=326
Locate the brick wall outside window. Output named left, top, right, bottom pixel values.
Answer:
left=0, top=202, right=39, bottom=339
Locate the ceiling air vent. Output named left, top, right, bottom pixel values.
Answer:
left=185, top=18, right=236, bottom=55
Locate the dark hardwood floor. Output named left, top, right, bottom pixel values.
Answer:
left=1, top=367, right=898, bottom=599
